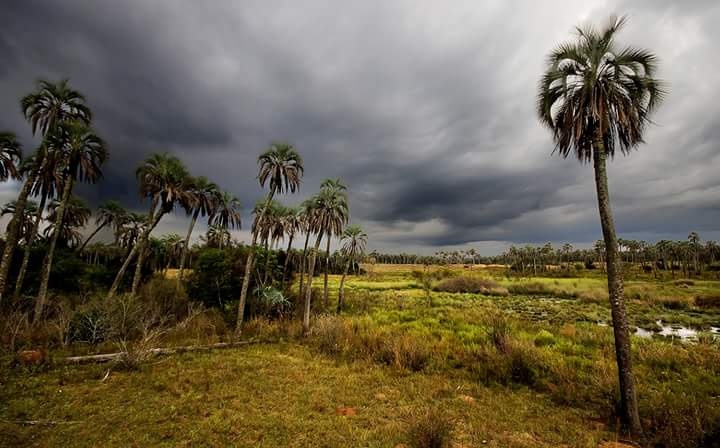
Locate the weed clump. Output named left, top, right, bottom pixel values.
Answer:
left=405, top=408, right=454, bottom=448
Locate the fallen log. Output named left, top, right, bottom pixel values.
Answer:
left=59, top=340, right=258, bottom=365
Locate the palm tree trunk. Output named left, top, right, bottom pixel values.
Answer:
left=13, top=194, right=48, bottom=301
left=281, top=232, right=294, bottom=287
left=131, top=201, right=159, bottom=295
left=35, top=176, right=74, bottom=323
left=298, top=231, right=311, bottom=298
left=107, top=210, right=165, bottom=300
left=235, top=191, right=274, bottom=337
left=177, top=209, right=200, bottom=286
left=593, top=142, right=642, bottom=438
left=262, top=238, right=271, bottom=285
left=337, top=257, right=351, bottom=314
left=0, top=170, right=37, bottom=303
left=303, top=231, right=323, bottom=334
left=77, top=222, right=107, bottom=254
left=323, top=236, right=331, bottom=307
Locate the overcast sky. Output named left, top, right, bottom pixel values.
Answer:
left=1, top=0, right=719, bottom=255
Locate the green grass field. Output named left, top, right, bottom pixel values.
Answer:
left=3, top=264, right=720, bottom=447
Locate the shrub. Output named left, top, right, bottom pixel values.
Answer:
left=405, top=408, right=454, bottom=448
left=433, top=276, right=506, bottom=296
left=507, top=282, right=552, bottom=296
left=695, top=294, right=720, bottom=309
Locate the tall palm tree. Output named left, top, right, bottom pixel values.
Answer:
left=319, top=178, right=347, bottom=307
left=107, top=153, right=191, bottom=299
left=337, top=225, right=367, bottom=314
left=208, top=191, right=242, bottom=249
left=177, top=176, right=220, bottom=283
left=42, top=196, right=92, bottom=247
left=236, top=143, right=303, bottom=335
left=537, top=16, right=664, bottom=438
left=77, top=200, right=127, bottom=253
left=12, top=150, right=64, bottom=301
left=1, top=80, right=91, bottom=303
left=303, top=185, right=349, bottom=333
left=36, top=121, right=106, bottom=320
left=0, top=133, right=23, bottom=301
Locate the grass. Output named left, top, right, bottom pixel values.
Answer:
left=1, top=344, right=613, bottom=447
left=3, top=264, right=720, bottom=447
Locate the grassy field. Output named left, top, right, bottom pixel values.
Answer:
left=3, top=264, right=720, bottom=447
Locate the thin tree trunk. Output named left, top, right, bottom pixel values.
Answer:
left=77, top=222, right=106, bottom=254
left=262, top=237, right=271, bottom=285
left=323, top=235, right=331, bottom=307
left=13, top=194, right=48, bottom=301
left=0, top=171, right=37, bottom=303
left=337, top=257, right=351, bottom=314
left=281, top=232, right=294, bottom=288
left=35, top=176, right=74, bottom=323
left=235, top=191, right=274, bottom=337
left=298, top=231, right=311, bottom=298
left=177, top=209, right=199, bottom=286
left=131, top=201, right=159, bottom=295
left=303, top=231, right=323, bottom=334
left=107, top=210, right=165, bottom=300
left=593, top=142, right=642, bottom=439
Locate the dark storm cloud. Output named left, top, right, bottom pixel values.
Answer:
left=1, top=0, right=719, bottom=253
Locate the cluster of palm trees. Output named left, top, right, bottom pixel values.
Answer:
left=0, top=81, right=369, bottom=336
left=0, top=80, right=106, bottom=321
left=234, top=144, right=367, bottom=335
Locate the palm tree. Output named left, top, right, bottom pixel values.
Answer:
left=319, top=178, right=347, bottom=307
left=1, top=80, right=91, bottom=303
left=177, top=176, right=220, bottom=283
left=35, top=121, right=106, bottom=320
left=118, top=212, right=146, bottom=250
left=337, top=225, right=367, bottom=314
left=204, top=225, right=231, bottom=249
left=12, top=150, right=64, bottom=301
left=107, top=153, right=191, bottom=299
left=303, top=185, right=349, bottom=333
left=0, top=132, right=22, bottom=181
left=1, top=200, right=38, bottom=244
left=77, top=200, right=127, bottom=253
left=537, top=16, right=664, bottom=438
left=208, top=191, right=242, bottom=249
left=236, top=143, right=303, bottom=335
left=42, top=196, right=92, bottom=247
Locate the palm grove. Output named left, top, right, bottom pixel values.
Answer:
left=0, top=81, right=367, bottom=335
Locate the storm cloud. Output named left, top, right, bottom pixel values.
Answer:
left=1, top=0, right=719, bottom=254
